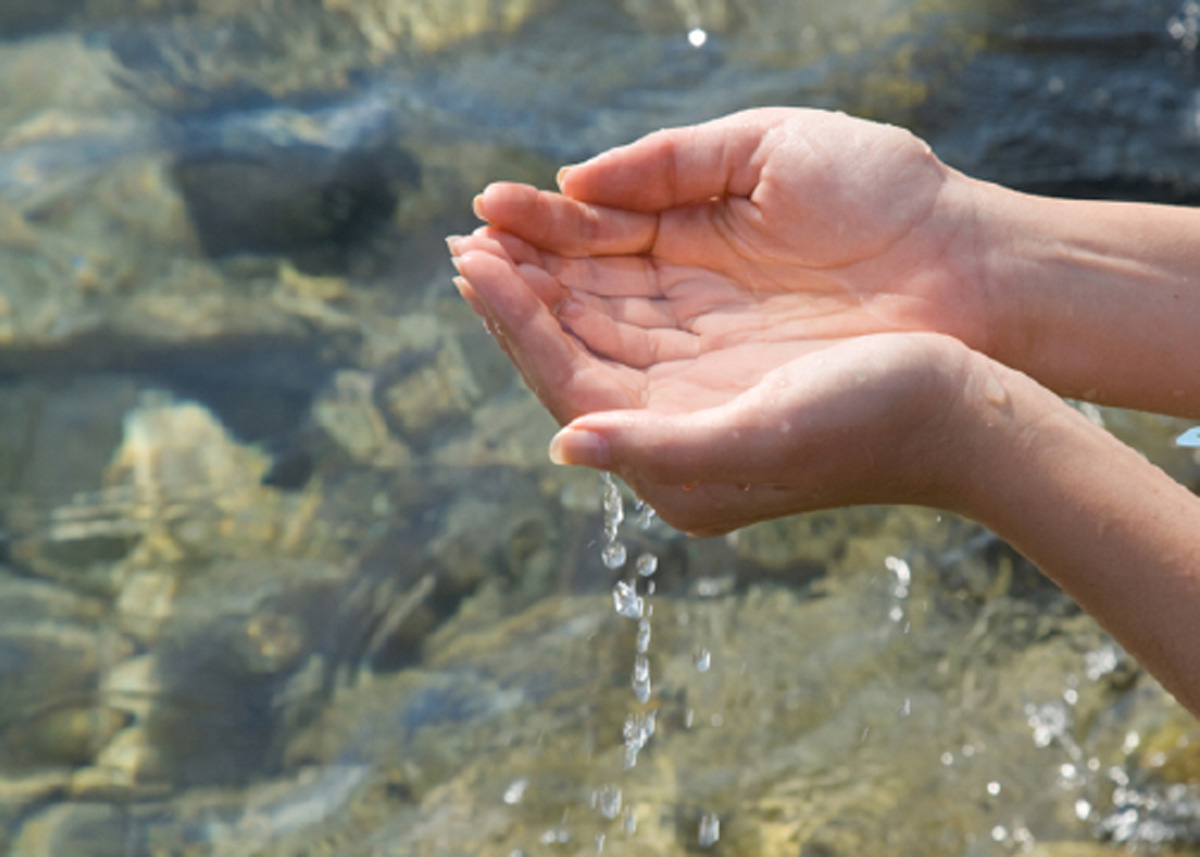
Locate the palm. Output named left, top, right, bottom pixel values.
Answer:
left=452, top=108, right=983, bottom=424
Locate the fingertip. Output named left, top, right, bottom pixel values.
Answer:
left=549, top=427, right=610, bottom=468
left=452, top=275, right=488, bottom=318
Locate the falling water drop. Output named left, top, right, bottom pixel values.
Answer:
left=693, top=648, right=712, bottom=673
left=597, top=784, right=622, bottom=820
left=698, top=812, right=720, bottom=848
left=602, top=541, right=628, bottom=570
left=635, top=553, right=658, bottom=577
left=612, top=580, right=644, bottom=619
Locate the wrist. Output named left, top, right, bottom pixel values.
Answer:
left=963, top=183, right=1200, bottom=416
left=939, top=350, right=1102, bottom=531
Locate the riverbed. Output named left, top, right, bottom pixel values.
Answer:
left=1, top=1, right=1200, bottom=854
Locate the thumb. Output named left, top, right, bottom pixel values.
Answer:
left=548, top=406, right=797, bottom=486
left=558, top=108, right=789, bottom=211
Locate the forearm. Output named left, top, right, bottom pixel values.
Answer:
left=974, top=181, right=1200, bottom=418
left=953, top=358, right=1200, bottom=714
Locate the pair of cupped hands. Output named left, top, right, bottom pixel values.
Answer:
left=448, top=108, right=1011, bottom=536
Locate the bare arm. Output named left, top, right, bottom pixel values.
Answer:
left=976, top=184, right=1200, bottom=417
left=451, top=107, right=1200, bottom=715
left=952, top=356, right=1200, bottom=712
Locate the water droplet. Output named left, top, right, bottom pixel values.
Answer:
left=635, top=553, right=658, bottom=577
left=687, top=27, right=708, bottom=48
left=987, top=780, right=1002, bottom=796
left=540, top=828, right=571, bottom=845
left=612, top=580, right=643, bottom=619
left=1085, top=643, right=1119, bottom=681
left=503, top=777, right=529, bottom=805
left=698, top=812, right=720, bottom=848
left=602, top=541, right=628, bottom=569
left=622, top=806, right=638, bottom=836
left=884, top=555, right=911, bottom=597
left=693, top=648, right=712, bottom=672
left=597, top=784, right=622, bottom=819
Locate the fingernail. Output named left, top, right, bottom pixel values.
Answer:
left=445, top=235, right=463, bottom=255
left=555, top=166, right=572, bottom=189
left=549, top=428, right=610, bottom=468
left=449, top=255, right=464, bottom=275
left=471, top=194, right=485, bottom=220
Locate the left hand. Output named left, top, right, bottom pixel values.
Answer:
left=450, top=230, right=983, bottom=535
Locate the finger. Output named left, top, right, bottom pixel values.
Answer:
left=632, top=482, right=814, bottom=537
left=547, top=403, right=801, bottom=486
left=474, top=181, right=658, bottom=257
left=453, top=230, right=567, bottom=310
left=557, top=107, right=791, bottom=211
left=453, top=250, right=642, bottom=421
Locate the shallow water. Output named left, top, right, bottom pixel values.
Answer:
left=2, top=1, right=1200, bottom=854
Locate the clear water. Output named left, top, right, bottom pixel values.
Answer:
left=2, top=0, right=1200, bottom=854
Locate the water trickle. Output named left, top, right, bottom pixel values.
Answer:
left=602, top=473, right=624, bottom=535
left=698, top=812, right=720, bottom=848
left=612, top=580, right=644, bottom=619
left=623, top=709, right=657, bottom=769
left=633, top=499, right=656, bottom=530
left=635, top=618, right=651, bottom=653
left=631, top=655, right=652, bottom=703
left=602, top=473, right=627, bottom=569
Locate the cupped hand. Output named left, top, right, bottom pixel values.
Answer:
left=448, top=108, right=996, bottom=534
left=450, top=243, right=988, bottom=536
left=472, top=107, right=994, bottom=359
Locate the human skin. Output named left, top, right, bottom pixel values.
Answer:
left=447, top=107, right=1200, bottom=715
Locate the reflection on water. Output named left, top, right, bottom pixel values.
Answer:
left=2, top=0, right=1200, bottom=854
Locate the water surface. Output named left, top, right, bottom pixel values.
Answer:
left=2, top=1, right=1200, bottom=854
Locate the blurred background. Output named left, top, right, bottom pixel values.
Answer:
left=1, top=0, right=1200, bottom=854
